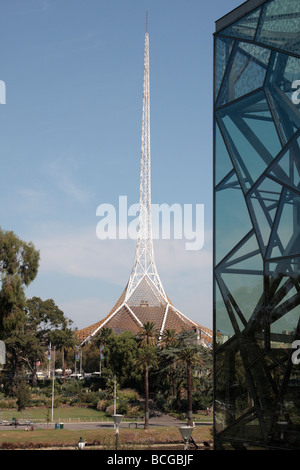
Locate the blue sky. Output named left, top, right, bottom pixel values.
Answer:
left=0, top=0, right=243, bottom=330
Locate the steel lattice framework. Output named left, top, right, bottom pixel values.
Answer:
left=77, top=20, right=212, bottom=348
left=125, top=25, right=167, bottom=303
left=214, top=0, right=300, bottom=450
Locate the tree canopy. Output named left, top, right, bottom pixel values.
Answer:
left=0, top=228, right=40, bottom=337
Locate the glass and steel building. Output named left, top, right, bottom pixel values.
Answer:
left=213, top=0, right=300, bottom=450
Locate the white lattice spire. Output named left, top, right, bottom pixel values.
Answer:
left=125, top=15, right=168, bottom=304
left=76, top=15, right=212, bottom=347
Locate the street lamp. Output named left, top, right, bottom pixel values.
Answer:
left=78, top=436, right=85, bottom=450
left=179, top=425, right=193, bottom=450
left=112, top=414, right=123, bottom=450
left=277, top=421, right=288, bottom=440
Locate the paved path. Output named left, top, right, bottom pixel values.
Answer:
left=0, top=398, right=212, bottom=431
left=0, top=415, right=212, bottom=432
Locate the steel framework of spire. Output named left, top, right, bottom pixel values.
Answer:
left=77, top=16, right=212, bottom=348
left=125, top=23, right=168, bottom=304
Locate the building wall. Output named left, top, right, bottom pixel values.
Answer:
left=213, top=0, right=300, bottom=450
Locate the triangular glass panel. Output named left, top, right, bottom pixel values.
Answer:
left=216, top=42, right=270, bottom=107
left=267, top=187, right=300, bottom=259
left=247, top=176, right=283, bottom=255
left=265, top=257, right=300, bottom=281
left=215, top=122, right=234, bottom=186
left=217, top=90, right=282, bottom=191
left=214, top=36, right=235, bottom=101
left=217, top=230, right=262, bottom=274
left=221, top=272, right=264, bottom=324
left=219, top=7, right=261, bottom=41
left=215, top=280, right=236, bottom=345
left=216, top=169, right=240, bottom=193
left=127, top=275, right=166, bottom=307
left=256, top=0, right=300, bottom=56
left=270, top=283, right=300, bottom=340
left=267, top=134, right=300, bottom=194
left=265, top=52, right=300, bottom=145
left=215, top=179, right=252, bottom=264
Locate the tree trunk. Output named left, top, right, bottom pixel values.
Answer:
left=187, top=363, right=193, bottom=426
left=176, top=380, right=182, bottom=415
left=63, top=350, right=67, bottom=384
left=144, top=364, right=149, bottom=429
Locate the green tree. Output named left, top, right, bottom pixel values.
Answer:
left=136, top=344, right=158, bottom=430
left=5, top=297, right=74, bottom=388
left=94, top=327, right=113, bottom=374
left=137, top=321, right=158, bottom=347
left=0, top=229, right=39, bottom=337
left=160, top=328, right=177, bottom=349
left=26, top=297, right=74, bottom=384
left=51, top=327, right=78, bottom=382
left=16, top=380, right=31, bottom=411
left=5, top=322, right=45, bottom=389
left=136, top=322, right=160, bottom=429
left=158, top=329, right=211, bottom=424
left=159, top=329, right=178, bottom=397
left=174, top=330, right=205, bottom=426
left=105, top=331, right=141, bottom=387
left=95, top=327, right=113, bottom=348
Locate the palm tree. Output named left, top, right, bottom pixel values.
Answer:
left=159, top=329, right=178, bottom=397
left=175, top=331, right=204, bottom=426
left=160, top=328, right=177, bottom=349
left=136, top=322, right=159, bottom=429
left=137, top=321, right=158, bottom=347
left=94, top=327, right=113, bottom=375
left=95, top=327, right=112, bottom=348
left=136, top=345, right=158, bottom=430
left=52, top=328, right=77, bottom=383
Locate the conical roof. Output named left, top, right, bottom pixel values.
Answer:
left=76, top=280, right=212, bottom=347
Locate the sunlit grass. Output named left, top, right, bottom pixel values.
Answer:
left=0, top=425, right=213, bottom=450
left=0, top=407, right=109, bottom=423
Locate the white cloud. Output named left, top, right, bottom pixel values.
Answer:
left=36, top=226, right=135, bottom=286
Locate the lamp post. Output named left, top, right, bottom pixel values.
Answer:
left=51, top=346, right=56, bottom=423
left=112, top=414, right=123, bottom=450
left=78, top=436, right=85, bottom=450
left=179, top=425, right=193, bottom=450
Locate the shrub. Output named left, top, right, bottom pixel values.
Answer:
left=127, top=404, right=144, bottom=417
left=117, top=401, right=128, bottom=415
left=16, top=382, right=31, bottom=411
left=97, top=399, right=109, bottom=412
left=118, top=389, right=139, bottom=403
left=0, top=398, right=16, bottom=409
left=105, top=404, right=114, bottom=416
left=79, top=391, right=99, bottom=408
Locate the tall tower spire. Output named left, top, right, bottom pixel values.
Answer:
left=76, top=17, right=212, bottom=349
left=125, top=16, right=167, bottom=303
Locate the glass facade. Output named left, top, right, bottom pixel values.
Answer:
left=213, top=0, right=300, bottom=450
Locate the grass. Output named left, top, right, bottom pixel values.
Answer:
left=0, top=406, right=213, bottom=449
left=0, top=407, right=110, bottom=423
left=0, top=407, right=213, bottom=424
left=0, top=405, right=213, bottom=449
left=0, top=425, right=213, bottom=450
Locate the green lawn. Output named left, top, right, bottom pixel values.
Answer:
left=0, top=407, right=109, bottom=423
left=0, top=407, right=213, bottom=425
left=0, top=425, right=213, bottom=450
